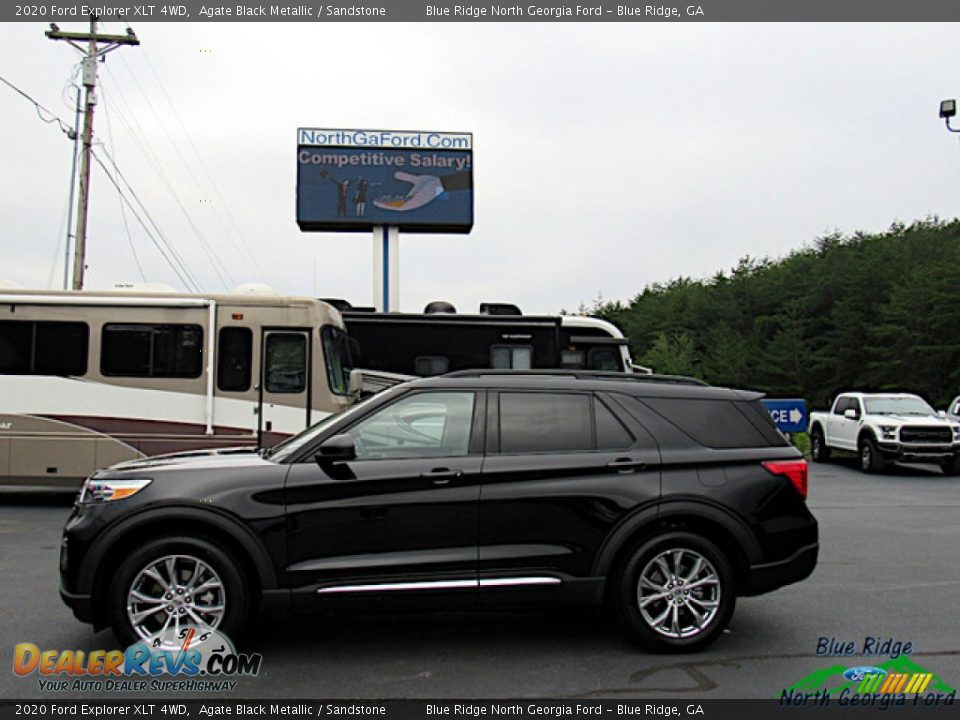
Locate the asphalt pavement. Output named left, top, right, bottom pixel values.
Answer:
left=1, top=459, right=958, bottom=700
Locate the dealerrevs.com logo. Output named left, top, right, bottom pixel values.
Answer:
left=13, top=626, right=262, bottom=692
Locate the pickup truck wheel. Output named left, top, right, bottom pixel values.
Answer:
left=810, top=427, right=830, bottom=462
left=859, top=436, right=887, bottom=474
left=940, top=457, right=960, bottom=476
left=613, top=532, right=736, bottom=653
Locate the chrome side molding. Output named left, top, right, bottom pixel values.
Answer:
left=316, top=576, right=562, bottom=594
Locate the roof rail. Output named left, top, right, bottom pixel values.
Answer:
left=440, top=369, right=708, bottom=386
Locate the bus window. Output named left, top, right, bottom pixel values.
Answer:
left=0, top=321, right=88, bottom=376
left=321, top=326, right=353, bottom=395
left=560, top=350, right=584, bottom=369
left=265, top=333, right=307, bottom=393
left=415, top=355, right=449, bottom=376
left=491, top=345, right=532, bottom=369
left=587, top=347, right=620, bottom=371
left=102, top=324, right=203, bottom=378
left=218, top=327, right=252, bottom=392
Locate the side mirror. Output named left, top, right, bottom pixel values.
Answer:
left=843, top=408, right=858, bottom=420
left=938, top=410, right=947, bottom=418
left=349, top=369, right=364, bottom=397
left=315, top=434, right=356, bottom=466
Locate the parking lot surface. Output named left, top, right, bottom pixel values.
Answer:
left=1, top=460, right=958, bottom=699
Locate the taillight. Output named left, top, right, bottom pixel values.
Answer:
left=762, top=460, right=808, bottom=499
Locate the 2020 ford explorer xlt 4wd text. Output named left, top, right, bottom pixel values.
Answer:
left=60, top=371, right=818, bottom=652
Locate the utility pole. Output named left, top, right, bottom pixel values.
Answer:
left=46, top=18, right=139, bottom=290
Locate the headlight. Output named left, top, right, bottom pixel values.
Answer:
left=879, top=425, right=897, bottom=440
left=953, top=426, right=960, bottom=440
left=78, top=477, right=152, bottom=504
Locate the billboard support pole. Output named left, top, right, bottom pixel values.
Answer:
left=372, top=225, right=399, bottom=312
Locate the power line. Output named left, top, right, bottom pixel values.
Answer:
left=92, top=147, right=202, bottom=292
left=0, top=73, right=75, bottom=138
left=133, top=44, right=265, bottom=284
left=100, top=62, right=235, bottom=291
left=100, top=85, right=147, bottom=282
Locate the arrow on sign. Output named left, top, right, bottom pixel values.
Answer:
left=789, top=408, right=803, bottom=424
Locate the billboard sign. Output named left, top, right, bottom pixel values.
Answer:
left=296, top=128, right=474, bottom=233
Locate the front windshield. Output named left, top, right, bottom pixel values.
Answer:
left=863, top=397, right=936, bottom=416
left=266, top=393, right=380, bottom=462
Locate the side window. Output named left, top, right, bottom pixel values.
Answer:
left=346, top=391, right=475, bottom=460
left=102, top=324, right=203, bottom=378
left=640, top=397, right=773, bottom=449
left=0, top=321, right=88, bottom=376
left=849, top=399, right=862, bottom=417
left=588, top=347, right=620, bottom=371
left=265, top=333, right=307, bottom=393
left=321, top=326, right=353, bottom=395
left=560, top=350, right=584, bottom=369
left=217, top=327, right=252, bottom=392
left=491, top=345, right=532, bottom=369
left=833, top=398, right=850, bottom=415
left=596, top=397, right=634, bottom=450
left=499, top=392, right=592, bottom=453
left=415, top=355, right=449, bottom=376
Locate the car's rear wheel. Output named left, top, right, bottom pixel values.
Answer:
left=859, top=436, right=888, bottom=474
left=810, top=427, right=831, bottom=462
left=107, top=535, right=249, bottom=647
left=614, top=532, right=736, bottom=652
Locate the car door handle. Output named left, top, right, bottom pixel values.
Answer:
left=421, top=468, right=463, bottom=485
left=607, top=458, right=646, bottom=473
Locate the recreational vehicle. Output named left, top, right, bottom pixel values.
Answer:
left=0, top=287, right=358, bottom=489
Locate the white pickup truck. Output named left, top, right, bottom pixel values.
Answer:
left=809, top=392, right=960, bottom=474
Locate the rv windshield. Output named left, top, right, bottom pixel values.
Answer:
left=267, top=392, right=378, bottom=462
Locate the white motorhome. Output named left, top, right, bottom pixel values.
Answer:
left=0, top=287, right=359, bottom=489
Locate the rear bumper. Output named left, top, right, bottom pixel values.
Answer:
left=743, top=542, right=818, bottom=596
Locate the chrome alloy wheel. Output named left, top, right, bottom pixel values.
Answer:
left=636, top=548, right=721, bottom=639
left=126, top=554, right=226, bottom=640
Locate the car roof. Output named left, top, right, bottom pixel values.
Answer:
left=400, top=370, right=763, bottom=401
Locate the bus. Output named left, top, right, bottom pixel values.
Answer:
left=327, top=300, right=643, bottom=378
left=0, top=287, right=359, bottom=490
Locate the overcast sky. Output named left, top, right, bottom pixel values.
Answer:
left=1, top=22, right=958, bottom=313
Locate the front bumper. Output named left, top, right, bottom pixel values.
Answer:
left=877, top=442, right=960, bottom=461
left=59, top=586, right=94, bottom=623
left=743, top=542, right=819, bottom=596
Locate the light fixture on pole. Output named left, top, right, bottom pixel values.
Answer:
left=939, top=99, right=958, bottom=132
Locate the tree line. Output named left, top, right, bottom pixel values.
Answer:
left=593, top=218, right=960, bottom=410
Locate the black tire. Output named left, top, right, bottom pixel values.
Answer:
left=613, top=531, right=736, bottom=653
left=858, top=436, right=888, bottom=474
left=810, top=426, right=831, bottom=462
left=107, top=535, right=249, bottom=647
left=940, top=457, right=960, bottom=476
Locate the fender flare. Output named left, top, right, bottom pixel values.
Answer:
left=77, top=504, right=279, bottom=596
left=591, top=499, right=763, bottom=577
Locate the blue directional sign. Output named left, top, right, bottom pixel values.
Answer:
left=762, top=398, right=808, bottom=433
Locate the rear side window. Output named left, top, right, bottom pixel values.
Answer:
left=640, top=397, right=781, bottom=449
left=499, top=392, right=592, bottom=453
left=0, top=320, right=88, bottom=376
left=102, top=324, right=203, bottom=378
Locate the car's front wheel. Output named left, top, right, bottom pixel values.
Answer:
left=107, top=535, right=249, bottom=647
left=614, top=532, right=736, bottom=652
left=859, top=436, right=888, bottom=474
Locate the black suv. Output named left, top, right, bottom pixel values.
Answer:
left=60, top=371, right=818, bottom=652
